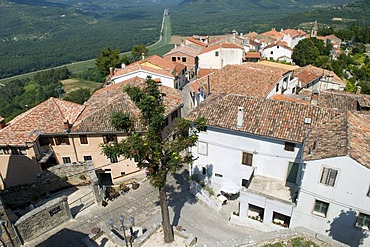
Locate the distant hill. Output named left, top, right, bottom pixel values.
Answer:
left=171, top=0, right=357, bottom=35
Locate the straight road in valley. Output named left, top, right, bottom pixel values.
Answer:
left=0, top=9, right=173, bottom=84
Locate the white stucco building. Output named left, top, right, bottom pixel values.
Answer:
left=197, top=42, right=243, bottom=70
left=291, top=111, right=370, bottom=246
left=188, top=93, right=370, bottom=245
left=262, top=42, right=293, bottom=63
left=280, top=29, right=307, bottom=49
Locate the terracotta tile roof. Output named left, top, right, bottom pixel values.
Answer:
left=199, top=42, right=243, bottom=55
left=164, top=45, right=200, bottom=57
left=347, top=112, right=370, bottom=168
left=245, top=52, right=261, bottom=59
left=271, top=94, right=310, bottom=105
left=0, top=98, right=85, bottom=145
left=281, top=29, right=306, bottom=38
left=298, top=89, right=359, bottom=112
left=112, top=63, right=174, bottom=79
left=144, top=54, right=177, bottom=72
left=72, top=77, right=182, bottom=133
left=194, top=62, right=291, bottom=98
left=264, top=42, right=292, bottom=51
left=258, top=60, right=299, bottom=70
left=243, top=32, right=259, bottom=39
left=303, top=111, right=370, bottom=169
left=185, top=37, right=207, bottom=47
left=260, top=29, right=284, bottom=40
left=196, top=68, right=217, bottom=78
left=358, top=95, right=370, bottom=108
left=187, top=94, right=341, bottom=143
left=294, top=65, right=344, bottom=87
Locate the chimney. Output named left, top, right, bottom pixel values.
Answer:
left=0, top=117, right=5, bottom=129
left=232, top=29, right=237, bottom=43
left=311, top=90, right=319, bottom=106
left=121, top=63, right=126, bottom=69
left=356, top=86, right=361, bottom=95
left=141, top=53, right=145, bottom=60
left=207, top=75, right=211, bottom=96
left=25, top=104, right=29, bottom=110
left=109, top=67, right=114, bottom=77
left=240, top=32, right=243, bottom=37
left=237, top=107, right=244, bottom=129
left=175, top=44, right=177, bottom=49
left=64, top=119, right=71, bottom=132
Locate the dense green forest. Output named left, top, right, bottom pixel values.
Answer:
left=0, top=0, right=360, bottom=79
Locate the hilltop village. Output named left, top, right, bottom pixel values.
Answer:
left=0, top=23, right=369, bottom=246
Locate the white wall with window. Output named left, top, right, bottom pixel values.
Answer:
left=197, top=47, right=243, bottom=70
left=190, top=126, right=303, bottom=192
left=291, top=156, right=370, bottom=246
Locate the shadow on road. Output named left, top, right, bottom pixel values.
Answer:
left=165, top=169, right=197, bottom=227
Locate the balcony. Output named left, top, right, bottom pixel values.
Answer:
left=244, top=175, right=298, bottom=204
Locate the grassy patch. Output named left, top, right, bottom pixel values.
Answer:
left=61, top=78, right=102, bottom=93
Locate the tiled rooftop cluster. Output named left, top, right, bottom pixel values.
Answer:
left=0, top=98, right=85, bottom=145
left=0, top=77, right=182, bottom=145
left=193, top=62, right=291, bottom=98
left=187, top=94, right=341, bottom=143
left=294, top=65, right=344, bottom=87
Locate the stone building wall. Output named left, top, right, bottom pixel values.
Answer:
left=0, top=162, right=93, bottom=209
left=14, top=196, right=72, bottom=242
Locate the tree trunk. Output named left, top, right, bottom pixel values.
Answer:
left=159, top=185, right=174, bottom=243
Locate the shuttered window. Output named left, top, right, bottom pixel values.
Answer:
left=198, top=142, right=208, bottom=155
left=242, top=152, right=253, bottom=166
left=320, top=167, right=338, bottom=186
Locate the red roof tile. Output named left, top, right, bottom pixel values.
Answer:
left=185, top=37, right=207, bottom=47
left=199, top=42, right=243, bottom=55
left=281, top=29, right=306, bottom=38
left=194, top=62, right=291, bottom=98
left=164, top=45, right=201, bottom=58
left=73, top=77, right=182, bottom=133
left=294, top=65, right=344, bottom=87
left=187, top=94, right=341, bottom=143
left=0, top=98, right=84, bottom=145
left=245, top=52, right=261, bottom=59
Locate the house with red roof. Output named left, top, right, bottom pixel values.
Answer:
left=187, top=93, right=370, bottom=246
left=163, top=45, right=200, bottom=80
left=280, top=29, right=307, bottom=48
left=108, top=55, right=187, bottom=89
left=0, top=77, right=183, bottom=187
left=197, top=42, right=244, bottom=70
left=262, top=42, right=293, bottom=63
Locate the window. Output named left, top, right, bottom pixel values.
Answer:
left=0, top=148, right=3, bottom=155
left=202, top=167, right=207, bottom=175
left=171, top=110, right=178, bottom=121
left=320, top=167, right=338, bottom=186
left=215, top=51, right=219, bottom=57
left=10, top=147, right=27, bottom=155
left=182, top=57, right=187, bottom=62
left=39, top=137, right=54, bottom=146
left=242, top=179, right=249, bottom=188
left=270, top=51, right=274, bottom=55
left=110, top=155, right=118, bottom=163
left=276, top=83, right=279, bottom=92
left=83, top=155, right=92, bottom=162
left=172, top=57, right=176, bottom=62
left=177, top=57, right=180, bottom=60
left=313, top=199, right=329, bottom=217
left=121, top=172, right=126, bottom=176
left=356, top=213, right=370, bottom=230
left=55, top=136, right=70, bottom=145
left=103, top=135, right=117, bottom=144
left=79, top=135, right=88, bottom=144
left=198, top=142, right=208, bottom=155
left=284, top=142, right=295, bottom=151
left=367, top=186, right=370, bottom=197
left=242, top=152, right=253, bottom=166
left=215, top=173, right=223, bottom=177
left=62, top=157, right=71, bottom=164
left=2, top=146, right=10, bottom=155
left=164, top=117, right=169, bottom=126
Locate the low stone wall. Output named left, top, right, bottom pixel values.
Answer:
left=1, top=162, right=93, bottom=209
left=14, top=196, right=72, bottom=243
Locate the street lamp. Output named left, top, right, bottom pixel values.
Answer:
left=118, top=215, right=129, bottom=247
left=129, top=216, right=135, bottom=237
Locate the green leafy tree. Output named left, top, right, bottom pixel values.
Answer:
left=292, top=39, right=320, bottom=66
left=110, top=111, right=135, bottom=132
left=95, top=47, right=122, bottom=76
left=63, top=88, right=91, bottom=104
left=101, top=77, right=205, bottom=243
left=358, top=81, right=370, bottom=95
left=131, top=45, right=149, bottom=61
left=344, top=77, right=357, bottom=92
